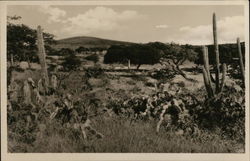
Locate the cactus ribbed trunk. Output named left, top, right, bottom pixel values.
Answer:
left=202, top=67, right=213, bottom=98
left=202, top=13, right=227, bottom=98
left=213, top=13, right=220, bottom=94
left=203, top=47, right=212, bottom=85
left=10, top=54, right=14, bottom=66
left=37, top=25, right=49, bottom=93
left=237, top=37, right=245, bottom=85
left=202, top=46, right=214, bottom=97
left=219, top=64, right=227, bottom=92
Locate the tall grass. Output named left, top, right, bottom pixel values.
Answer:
left=8, top=115, right=243, bottom=153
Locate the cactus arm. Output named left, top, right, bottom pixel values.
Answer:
left=219, top=63, right=227, bottom=93
left=202, top=46, right=214, bottom=98
left=237, top=37, right=245, bottom=85
left=213, top=13, right=221, bottom=93
left=202, top=67, right=214, bottom=98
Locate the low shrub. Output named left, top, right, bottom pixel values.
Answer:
left=150, top=68, right=177, bottom=81
left=85, top=65, right=105, bottom=78
left=193, top=85, right=245, bottom=142
left=145, top=81, right=155, bottom=87
left=85, top=54, right=99, bottom=63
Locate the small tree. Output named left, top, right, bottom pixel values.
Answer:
left=104, top=45, right=128, bottom=64
left=7, top=16, right=56, bottom=64
left=58, top=48, right=74, bottom=56
left=160, top=43, right=198, bottom=80
left=85, top=54, right=99, bottom=64
left=61, top=53, right=81, bottom=71
left=104, top=44, right=161, bottom=69
left=194, top=43, right=245, bottom=67
left=163, top=43, right=197, bottom=67
left=75, top=46, right=89, bottom=54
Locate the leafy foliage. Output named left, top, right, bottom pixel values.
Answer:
left=104, top=45, right=128, bottom=64
left=104, top=44, right=161, bottom=69
left=58, top=48, right=74, bottom=56
left=191, top=85, right=245, bottom=141
left=194, top=42, right=245, bottom=65
left=75, top=46, right=89, bottom=53
left=7, top=16, right=56, bottom=63
left=85, top=54, right=99, bottom=63
left=150, top=68, right=177, bottom=82
left=161, top=43, right=198, bottom=66
left=85, top=65, right=105, bottom=78
left=61, top=53, right=81, bottom=71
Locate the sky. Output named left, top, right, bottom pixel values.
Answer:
left=7, top=5, right=245, bottom=45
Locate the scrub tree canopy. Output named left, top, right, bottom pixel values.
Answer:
left=7, top=16, right=56, bottom=63
left=104, top=43, right=162, bottom=69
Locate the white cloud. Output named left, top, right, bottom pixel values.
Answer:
left=37, top=6, right=143, bottom=38
left=38, top=5, right=66, bottom=23
left=175, top=16, right=245, bottom=45
left=155, top=24, right=169, bottom=29
left=179, top=26, right=191, bottom=31
left=61, top=6, right=143, bottom=36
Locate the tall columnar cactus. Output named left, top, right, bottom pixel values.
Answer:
left=202, top=46, right=227, bottom=98
left=202, top=46, right=214, bottom=98
left=237, top=37, right=245, bottom=85
left=37, top=25, right=49, bottom=93
left=213, top=13, right=221, bottom=93
left=219, top=64, right=227, bottom=92
left=202, top=13, right=227, bottom=98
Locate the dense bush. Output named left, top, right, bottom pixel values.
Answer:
left=85, top=54, right=99, bottom=63
left=194, top=42, right=245, bottom=65
left=58, top=48, right=74, bottom=56
left=61, top=53, right=81, bottom=71
left=104, top=44, right=161, bottom=69
left=192, top=85, right=245, bottom=142
left=150, top=68, right=177, bottom=82
left=85, top=65, right=105, bottom=78
left=75, top=46, right=89, bottom=53
left=104, top=82, right=245, bottom=143
left=7, top=16, right=56, bottom=63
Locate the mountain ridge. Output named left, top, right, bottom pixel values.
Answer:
left=53, top=36, right=245, bottom=50
left=53, top=36, right=135, bottom=49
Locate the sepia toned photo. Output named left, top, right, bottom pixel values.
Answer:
left=1, top=1, right=249, bottom=161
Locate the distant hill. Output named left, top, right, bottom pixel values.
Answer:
left=53, top=36, right=135, bottom=50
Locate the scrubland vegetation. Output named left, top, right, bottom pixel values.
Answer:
left=6, top=14, right=246, bottom=153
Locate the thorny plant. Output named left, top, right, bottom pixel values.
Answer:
left=7, top=73, right=105, bottom=148
left=7, top=63, right=245, bottom=151
left=105, top=83, right=245, bottom=141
